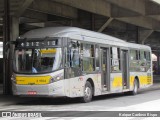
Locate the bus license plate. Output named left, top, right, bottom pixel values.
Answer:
left=27, top=91, right=37, bottom=95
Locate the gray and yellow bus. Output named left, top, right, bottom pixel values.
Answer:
left=11, top=27, right=153, bottom=102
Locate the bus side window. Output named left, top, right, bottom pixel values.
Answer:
left=81, top=43, right=95, bottom=72
left=95, top=46, right=99, bottom=71
left=70, top=44, right=80, bottom=68
left=136, top=50, right=139, bottom=60
left=130, top=49, right=139, bottom=71
left=140, top=51, right=145, bottom=60
left=145, top=51, right=151, bottom=61
left=130, top=49, right=138, bottom=60
left=110, top=47, right=120, bottom=72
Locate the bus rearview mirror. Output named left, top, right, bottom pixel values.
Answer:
left=5, top=41, right=17, bottom=59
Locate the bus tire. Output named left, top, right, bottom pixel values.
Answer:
left=130, top=79, right=138, bottom=95
left=80, top=81, right=93, bottom=103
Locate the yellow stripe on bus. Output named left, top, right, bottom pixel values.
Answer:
left=139, top=76, right=152, bottom=85
left=130, top=76, right=134, bottom=87
left=112, top=75, right=152, bottom=88
left=112, top=76, right=122, bottom=88
left=16, top=76, right=51, bottom=85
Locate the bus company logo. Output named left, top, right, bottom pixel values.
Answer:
left=2, top=112, right=11, bottom=117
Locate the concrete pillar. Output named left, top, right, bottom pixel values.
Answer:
left=3, top=0, right=11, bottom=95
left=11, top=17, right=19, bottom=41
left=7, top=17, right=19, bottom=94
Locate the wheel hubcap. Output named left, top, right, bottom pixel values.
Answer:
left=85, top=87, right=91, bottom=98
left=134, top=82, right=138, bottom=93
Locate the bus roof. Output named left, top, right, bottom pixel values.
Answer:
left=22, top=27, right=151, bottom=50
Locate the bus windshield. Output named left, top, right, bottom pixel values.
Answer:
left=14, top=48, right=62, bottom=74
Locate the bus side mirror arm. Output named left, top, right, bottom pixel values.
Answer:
left=5, top=41, right=17, bottom=59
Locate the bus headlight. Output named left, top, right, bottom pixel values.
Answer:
left=50, top=74, right=64, bottom=83
left=11, top=75, right=16, bottom=84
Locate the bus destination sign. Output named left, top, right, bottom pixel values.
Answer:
left=17, top=40, right=58, bottom=48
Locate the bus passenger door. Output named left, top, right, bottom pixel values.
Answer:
left=100, top=48, right=110, bottom=92
left=121, top=50, right=129, bottom=89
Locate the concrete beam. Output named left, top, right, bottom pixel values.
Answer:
left=98, top=18, right=113, bottom=32
left=27, top=23, right=45, bottom=28
left=145, top=1, right=160, bottom=15
left=107, top=0, right=160, bottom=26
left=29, top=0, right=78, bottom=19
left=15, top=0, right=34, bottom=17
left=20, top=17, right=46, bottom=24
left=54, top=0, right=111, bottom=17
left=22, top=9, right=48, bottom=22
left=106, top=0, right=146, bottom=15
left=53, top=0, right=160, bottom=31
left=111, top=4, right=140, bottom=18
left=25, top=20, right=72, bottom=28
left=138, top=29, right=154, bottom=44
left=148, top=15, right=160, bottom=22
left=116, top=16, right=160, bottom=30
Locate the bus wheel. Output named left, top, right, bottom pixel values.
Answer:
left=80, top=81, right=93, bottom=103
left=130, top=79, right=138, bottom=95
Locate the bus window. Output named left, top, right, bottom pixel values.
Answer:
left=95, top=46, right=99, bottom=70
left=70, top=45, right=80, bottom=68
left=145, top=51, right=151, bottom=71
left=140, top=51, right=145, bottom=60
left=130, top=49, right=140, bottom=71
left=130, top=50, right=138, bottom=60
left=139, top=50, right=146, bottom=71
left=14, top=48, right=62, bottom=74
left=136, top=50, right=139, bottom=60
left=145, top=51, right=151, bottom=61
left=118, top=48, right=121, bottom=70
left=110, top=47, right=120, bottom=72
left=81, top=43, right=95, bottom=72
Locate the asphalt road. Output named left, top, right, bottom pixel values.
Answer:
left=0, top=77, right=159, bottom=119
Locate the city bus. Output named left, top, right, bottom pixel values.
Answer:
left=11, top=27, right=153, bottom=102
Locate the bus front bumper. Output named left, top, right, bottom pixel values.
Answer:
left=12, top=81, right=66, bottom=97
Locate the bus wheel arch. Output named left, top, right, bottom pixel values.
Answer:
left=130, top=76, right=139, bottom=95
left=135, top=76, right=140, bottom=88
left=86, top=78, right=95, bottom=96
left=80, top=78, right=94, bottom=103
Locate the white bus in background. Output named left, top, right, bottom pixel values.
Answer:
left=11, top=27, right=153, bottom=103
left=0, top=42, right=3, bottom=58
